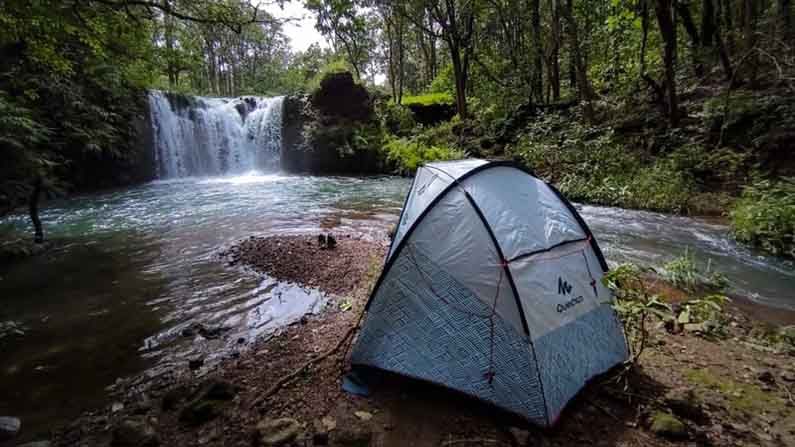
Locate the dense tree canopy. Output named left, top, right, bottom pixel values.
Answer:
left=1, top=0, right=793, bottom=240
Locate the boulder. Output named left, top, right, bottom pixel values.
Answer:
left=17, top=441, right=51, bottom=447
left=405, top=102, right=455, bottom=126
left=111, top=418, right=158, bottom=446
left=650, top=411, right=687, bottom=440
left=310, top=72, right=372, bottom=121
left=281, top=72, right=384, bottom=175
left=0, top=416, right=21, bottom=441
left=254, top=418, right=301, bottom=446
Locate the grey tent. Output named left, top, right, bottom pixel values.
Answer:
left=350, top=159, right=628, bottom=426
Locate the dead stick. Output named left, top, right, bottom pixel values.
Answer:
left=251, top=325, right=356, bottom=409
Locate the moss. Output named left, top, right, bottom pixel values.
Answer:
left=685, top=369, right=786, bottom=417
left=650, top=411, right=687, bottom=439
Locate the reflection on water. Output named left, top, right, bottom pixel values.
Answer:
left=0, top=173, right=793, bottom=438
left=0, top=174, right=407, bottom=439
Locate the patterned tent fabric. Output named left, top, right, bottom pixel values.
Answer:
left=351, top=160, right=628, bottom=426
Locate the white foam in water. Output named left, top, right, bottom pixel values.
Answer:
left=148, top=91, right=284, bottom=178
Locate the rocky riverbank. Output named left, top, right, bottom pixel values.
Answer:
left=13, top=234, right=792, bottom=447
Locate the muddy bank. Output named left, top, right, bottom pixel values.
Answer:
left=37, top=235, right=795, bottom=447
left=220, top=234, right=386, bottom=296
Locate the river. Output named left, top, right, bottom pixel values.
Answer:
left=1, top=173, right=794, bottom=439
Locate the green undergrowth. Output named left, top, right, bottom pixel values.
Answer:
left=663, top=249, right=728, bottom=293
left=401, top=92, right=453, bottom=107
left=730, top=178, right=795, bottom=259
left=506, top=112, right=748, bottom=214
left=383, top=137, right=465, bottom=175
left=382, top=120, right=465, bottom=175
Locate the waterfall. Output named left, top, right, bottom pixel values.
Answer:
left=148, top=91, right=284, bottom=178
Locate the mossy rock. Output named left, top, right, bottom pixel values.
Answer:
left=650, top=411, right=687, bottom=439
left=311, top=71, right=372, bottom=122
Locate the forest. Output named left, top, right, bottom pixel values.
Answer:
left=0, top=0, right=793, bottom=257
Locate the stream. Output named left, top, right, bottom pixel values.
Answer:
left=1, top=180, right=794, bottom=439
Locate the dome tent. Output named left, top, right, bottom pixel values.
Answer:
left=350, top=159, right=628, bottom=426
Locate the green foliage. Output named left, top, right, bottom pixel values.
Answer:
left=676, top=294, right=731, bottom=337
left=509, top=113, right=696, bottom=213
left=603, top=264, right=672, bottom=361
left=730, top=178, right=795, bottom=258
left=383, top=136, right=466, bottom=175
left=0, top=0, right=156, bottom=211
left=428, top=64, right=455, bottom=95
left=377, top=101, right=416, bottom=137
left=308, top=59, right=357, bottom=92
left=663, top=248, right=728, bottom=293
left=401, top=92, right=454, bottom=107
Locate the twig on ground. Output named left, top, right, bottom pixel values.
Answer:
left=779, top=381, right=795, bottom=406
left=250, top=325, right=356, bottom=409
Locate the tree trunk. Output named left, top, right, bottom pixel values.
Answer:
left=743, top=0, right=758, bottom=83
left=675, top=1, right=704, bottom=77
left=701, top=0, right=716, bottom=47
left=655, top=0, right=679, bottom=126
left=450, top=43, right=468, bottom=119
left=566, top=0, right=577, bottom=92
left=714, top=0, right=734, bottom=81
left=531, top=0, right=543, bottom=103
left=561, top=0, right=594, bottom=120
left=550, top=0, right=561, bottom=101
left=29, top=175, right=43, bottom=244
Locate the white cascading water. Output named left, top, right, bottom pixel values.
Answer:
left=148, top=91, right=284, bottom=178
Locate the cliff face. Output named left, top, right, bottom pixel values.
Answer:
left=281, top=72, right=385, bottom=175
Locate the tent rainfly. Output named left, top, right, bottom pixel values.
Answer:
left=350, top=159, right=628, bottom=426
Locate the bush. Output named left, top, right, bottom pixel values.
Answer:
left=730, top=178, right=795, bottom=258
left=603, top=264, right=673, bottom=362
left=662, top=248, right=728, bottom=293
left=383, top=136, right=466, bottom=175
left=510, top=113, right=696, bottom=213
left=377, top=101, right=415, bottom=137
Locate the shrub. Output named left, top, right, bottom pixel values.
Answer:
left=383, top=137, right=466, bottom=175
left=510, top=113, right=696, bottom=213
left=377, top=101, right=415, bottom=137
left=603, top=264, right=673, bottom=362
left=662, top=248, right=728, bottom=293
left=401, top=92, right=454, bottom=107
left=730, top=178, right=795, bottom=258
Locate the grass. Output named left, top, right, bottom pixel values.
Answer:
left=662, top=248, right=728, bottom=293
left=730, top=178, right=795, bottom=259
left=685, top=369, right=786, bottom=417
left=401, top=92, right=454, bottom=107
